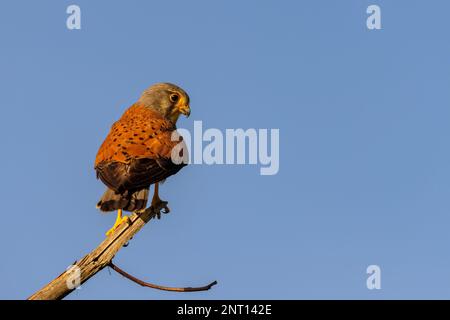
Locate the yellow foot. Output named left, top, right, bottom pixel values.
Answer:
left=106, top=212, right=130, bottom=236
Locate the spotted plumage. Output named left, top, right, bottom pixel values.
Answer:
left=94, top=83, right=190, bottom=235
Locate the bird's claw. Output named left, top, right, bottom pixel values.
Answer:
left=150, top=200, right=170, bottom=219
left=105, top=215, right=130, bottom=236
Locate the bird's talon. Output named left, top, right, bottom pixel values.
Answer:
left=159, top=201, right=170, bottom=214
left=105, top=213, right=130, bottom=236
left=151, top=200, right=170, bottom=219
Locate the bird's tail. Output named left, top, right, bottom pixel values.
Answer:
left=96, top=188, right=149, bottom=212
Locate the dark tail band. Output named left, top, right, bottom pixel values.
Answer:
left=97, top=188, right=149, bottom=212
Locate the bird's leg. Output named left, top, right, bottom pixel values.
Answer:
left=106, top=209, right=130, bottom=236
left=150, top=183, right=170, bottom=219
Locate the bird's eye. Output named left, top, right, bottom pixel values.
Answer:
left=169, top=94, right=179, bottom=103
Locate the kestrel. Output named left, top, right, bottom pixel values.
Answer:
left=95, top=83, right=190, bottom=235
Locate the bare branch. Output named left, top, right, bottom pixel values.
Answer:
left=109, top=262, right=217, bottom=292
left=28, top=203, right=216, bottom=300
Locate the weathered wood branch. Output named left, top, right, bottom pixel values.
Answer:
left=28, top=204, right=216, bottom=300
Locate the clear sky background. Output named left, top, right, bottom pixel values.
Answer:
left=0, top=0, right=450, bottom=299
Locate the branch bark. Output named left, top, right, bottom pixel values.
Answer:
left=28, top=204, right=216, bottom=300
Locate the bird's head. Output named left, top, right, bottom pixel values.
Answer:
left=138, top=82, right=191, bottom=124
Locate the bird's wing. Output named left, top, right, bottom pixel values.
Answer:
left=95, top=103, right=187, bottom=194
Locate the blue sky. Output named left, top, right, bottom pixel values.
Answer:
left=1, top=0, right=450, bottom=299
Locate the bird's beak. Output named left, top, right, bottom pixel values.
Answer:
left=178, top=104, right=191, bottom=117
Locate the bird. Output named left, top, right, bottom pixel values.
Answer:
left=95, top=83, right=190, bottom=236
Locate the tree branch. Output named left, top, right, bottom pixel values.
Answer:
left=28, top=204, right=216, bottom=300
left=108, top=262, right=217, bottom=292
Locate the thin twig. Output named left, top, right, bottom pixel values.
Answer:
left=28, top=203, right=217, bottom=300
left=109, top=262, right=218, bottom=292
